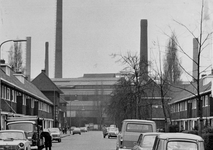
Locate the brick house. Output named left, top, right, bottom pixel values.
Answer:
left=0, top=63, right=53, bottom=129
left=32, top=70, right=66, bottom=128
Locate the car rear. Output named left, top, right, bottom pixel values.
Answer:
left=117, top=119, right=156, bottom=150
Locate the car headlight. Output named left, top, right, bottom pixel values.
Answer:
left=19, top=143, right=24, bottom=147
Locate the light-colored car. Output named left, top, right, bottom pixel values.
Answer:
left=48, top=128, right=61, bottom=142
left=152, top=133, right=204, bottom=150
left=72, top=127, right=81, bottom=135
left=80, top=127, right=88, bottom=132
left=132, top=132, right=162, bottom=150
left=116, top=119, right=156, bottom=150
left=108, top=127, right=119, bottom=138
left=0, top=130, right=31, bottom=150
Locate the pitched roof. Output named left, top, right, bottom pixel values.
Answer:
left=32, top=71, right=63, bottom=94
left=169, top=78, right=211, bottom=104
left=0, top=67, right=53, bottom=105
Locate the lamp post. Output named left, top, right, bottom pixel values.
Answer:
left=0, top=39, right=27, bottom=130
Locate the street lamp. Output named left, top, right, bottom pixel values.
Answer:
left=0, top=39, right=27, bottom=130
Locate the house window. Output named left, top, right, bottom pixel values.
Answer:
left=23, top=94, right=26, bottom=106
left=185, top=101, right=187, bottom=110
left=177, top=103, right=180, bottom=112
left=14, top=91, right=17, bottom=103
left=192, top=99, right=197, bottom=109
left=11, top=90, right=14, bottom=102
left=204, top=95, right=209, bottom=107
left=31, top=99, right=34, bottom=108
left=6, top=88, right=10, bottom=101
left=180, top=102, right=184, bottom=111
left=1, top=85, right=5, bottom=99
left=39, top=101, right=41, bottom=110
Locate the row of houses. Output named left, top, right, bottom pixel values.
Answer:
left=169, top=74, right=213, bottom=131
left=0, top=62, right=67, bottom=130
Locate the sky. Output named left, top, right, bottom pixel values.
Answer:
left=0, top=0, right=212, bottom=81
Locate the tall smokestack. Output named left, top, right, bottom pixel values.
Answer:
left=45, top=42, right=49, bottom=77
left=193, top=38, right=198, bottom=82
left=140, top=19, right=148, bottom=80
left=26, top=37, right=31, bottom=80
left=55, top=0, right=63, bottom=78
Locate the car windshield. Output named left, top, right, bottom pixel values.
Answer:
left=141, top=135, right=157, bottom=148
left=126, top=123, right=153, bottom=132
left=48, top=128, right=60, bottom=133
left=0, top=132, right=24, bottom=140
left=8, top=123, right=33, bottom=132
left=108, top=127, right=117, bottom=132
left=167, top=141, right=198, bottom=150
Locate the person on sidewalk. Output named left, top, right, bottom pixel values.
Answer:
left=41, top=131, right=52, bottom=150
left=102, top=125, right=108, bottom=138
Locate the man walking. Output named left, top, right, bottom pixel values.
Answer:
left=41, top=130, right=52, bottom=150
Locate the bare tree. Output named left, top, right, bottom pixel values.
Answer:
left=8, top=42, right=25, bottom=73
left=164, top=0, right=213, bottom=136
left=109, top=52, right=153, bottom=120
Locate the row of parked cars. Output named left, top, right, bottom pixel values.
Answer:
left=71, top=126, right=88, bottom=135
left=0, top=127, right=62, bottom=150
left=116, top=119, right=204, bottom=150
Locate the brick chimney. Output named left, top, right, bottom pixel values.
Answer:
left=192, top=38, right=198, bottom=82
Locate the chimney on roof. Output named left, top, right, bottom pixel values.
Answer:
left=0, top=59, right=5, bottom=64
left=192, top=38, right=198, bottom=82
left=42, top=69, right=46, bottom=74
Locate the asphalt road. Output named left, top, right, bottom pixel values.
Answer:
left=52, top=131, right=117, bottom=150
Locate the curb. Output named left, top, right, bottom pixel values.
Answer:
left=61, top=133, right=71, bottom=138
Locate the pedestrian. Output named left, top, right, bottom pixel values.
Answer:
left=102, top=125, right=108, bottom=138
left=180, top=125, right=184, bottom=132
left=62, top=127, right=65, bottom=134
left=41, top=131, right=52, bottom=150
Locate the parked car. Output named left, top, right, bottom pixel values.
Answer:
left=70, top=126, right=76, bottom=131
left=72, top=127, right=81, bottom=135
left=0, top=130, right=31, bottom=150
left=48, top=128, right=61, bottom=142
left=80, top=127, right=88, bottom=132
left=116, top=119, right=156, bottom=150
left=132, top=132, right=162, bottom=150
left=108, top=127, right=119, bottom=138
left=152, top=133, right=204, bottom=150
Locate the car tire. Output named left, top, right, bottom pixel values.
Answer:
left=108, top=135, right=110, bottom=139
left=58, top=139, right=61, bottom=142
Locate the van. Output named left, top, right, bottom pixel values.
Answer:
left=116, top=119, right=156, bottom=150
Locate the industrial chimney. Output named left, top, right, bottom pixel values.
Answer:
left=45, top=42, right=49, bottom=77
left=192, top=38, right=198, bottom=82
left=140, top=19, right=148, bottom=80
left=25, top=37, right=31, bottom=80
left=55, top=0, right=63, bottom=78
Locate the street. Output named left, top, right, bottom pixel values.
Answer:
left=52, top=131, right=117, bottom=150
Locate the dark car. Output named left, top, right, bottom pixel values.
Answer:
left=132, top=132, right=162, bottom=150
left=72, top=127, right=81, bottom=135
left=152, top=133, right=204, bottom=150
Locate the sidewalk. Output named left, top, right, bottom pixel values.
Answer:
left=60, top=131, right=71, bottom=138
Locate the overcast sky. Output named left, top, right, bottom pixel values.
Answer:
left=0, top=0, right=212, bottom=81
